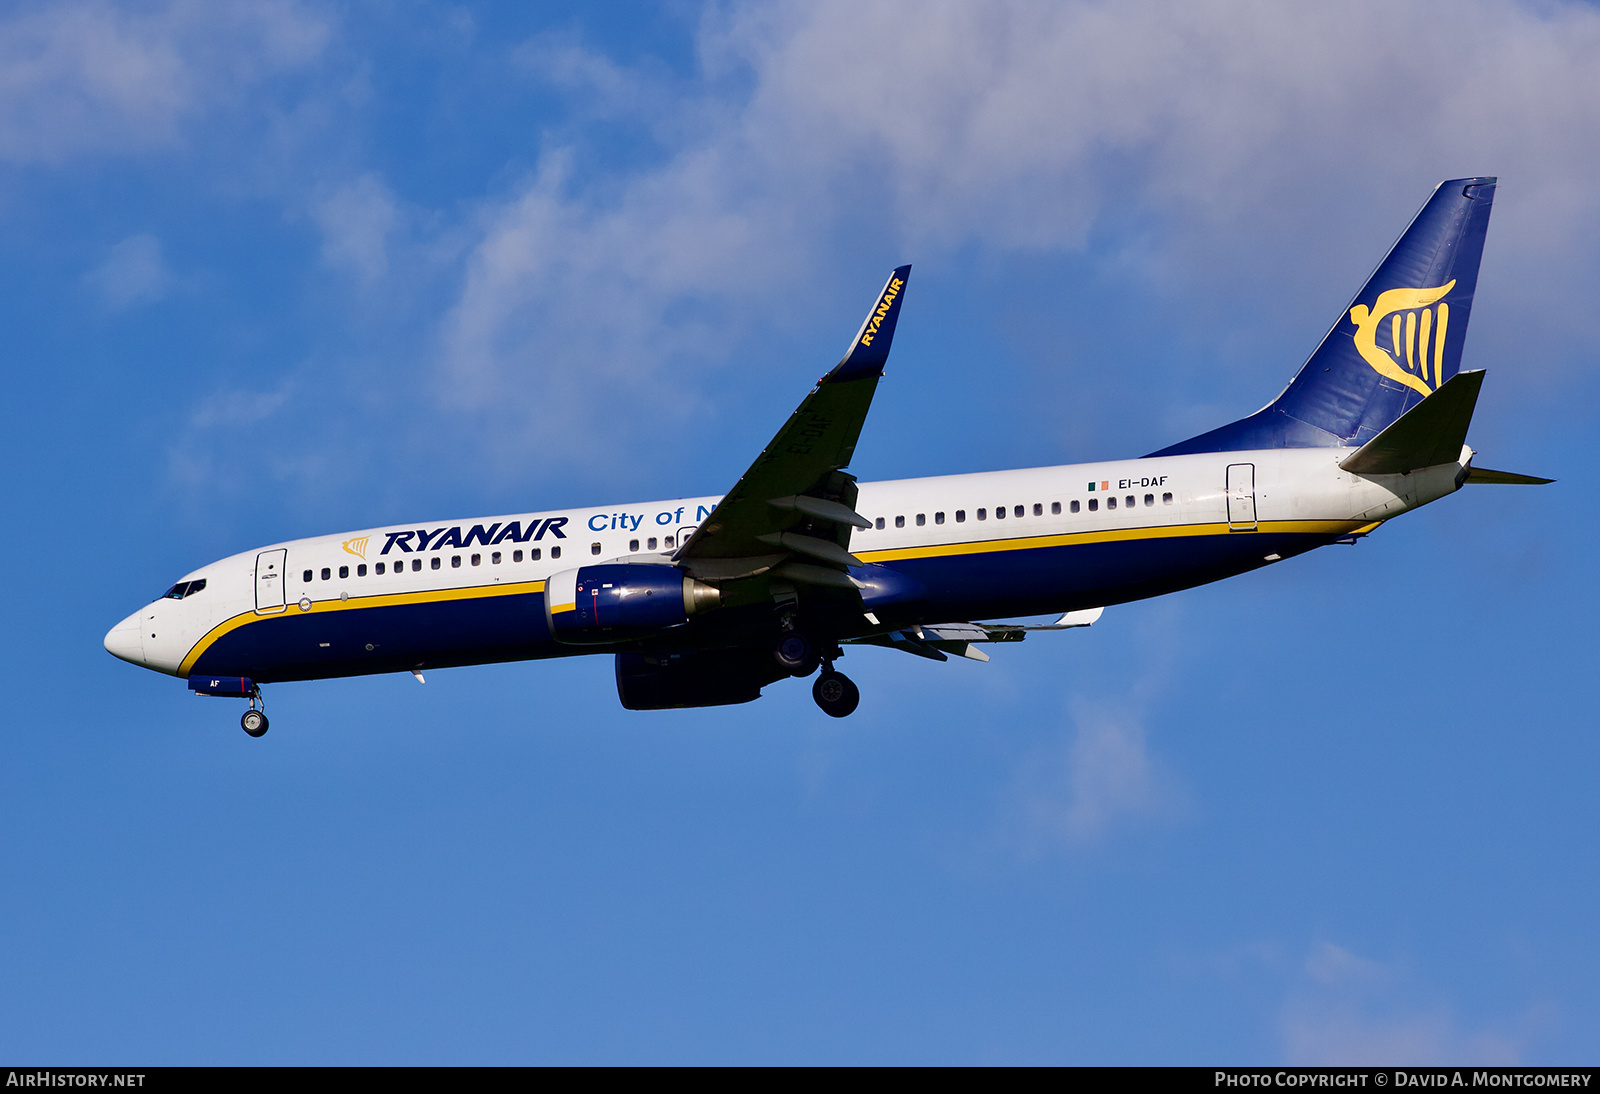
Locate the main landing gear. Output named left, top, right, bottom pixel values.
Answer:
left=773, top=628, right=860, bottom=717
left=812, top=667, right=859, bottom=718
left=241, top=688, right=269, bottom=737
left=774, top=631, right=821, bottom=677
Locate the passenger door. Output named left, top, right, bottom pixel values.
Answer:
left=255, top=549, right=288, bottom=613
left=1226, top=463, right=1257, bottom=531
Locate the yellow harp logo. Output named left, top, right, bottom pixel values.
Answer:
left=342, top=536, right=369, bottom=560
left=1348, top=280, right=1455, bottom=397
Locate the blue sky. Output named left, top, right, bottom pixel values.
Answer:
left=1, top=0, right=1596, bottom=1064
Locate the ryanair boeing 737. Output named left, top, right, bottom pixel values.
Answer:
left=105, top=178, right=1548, bottom=736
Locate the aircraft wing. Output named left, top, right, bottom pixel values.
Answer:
left=674, top=266, right=910, bottom=582
left=844, top=608, right=1104, bottom=662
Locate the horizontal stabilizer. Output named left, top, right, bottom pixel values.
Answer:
left=1339, top=370, right=1484, bottom=475
left=1465, top=466, right=1554, bottom=485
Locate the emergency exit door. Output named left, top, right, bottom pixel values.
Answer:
left=1226, top=463, right=1257, bottom=531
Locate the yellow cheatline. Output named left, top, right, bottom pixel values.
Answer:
left=550, top=602, right=577, bottom=614
left=853, top=519, right=1371, bottom=564
left=177, top=579, right=548, bottom=677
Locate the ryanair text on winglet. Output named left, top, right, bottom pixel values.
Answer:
left=858, top=277, right=904, bottom=347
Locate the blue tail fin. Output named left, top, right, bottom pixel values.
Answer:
left=1150, top=177, right=1496, bottom=456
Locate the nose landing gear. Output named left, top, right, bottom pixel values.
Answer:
left=241, top=688, right=268, bottom=737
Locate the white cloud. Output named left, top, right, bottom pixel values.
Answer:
left=1281, top=942, right=1527, bottom=1065
left=432, top=0, right=1600, bottom=470
left=187, top=386, right=292, bottom=431
left=84, top=233, right=171, bottom=310
left=0, top=0, right=328, bottom=166
left=1007, top=695, right=1177, bottom=850
left=311, top=173, right=398, bottom=284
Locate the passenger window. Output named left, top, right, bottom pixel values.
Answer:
left=956, top=510, right=966, bottom=522
left=591, top=542, right=602, bottom=555
left=1163, top=492, right=1173, bottom=505
left=895, top=515, right=905, bottom=528
left=995, top=506, right=1005, bottom=519
left=1070, top=500, right=1080, bottom=513
left=977, top=508, right=987, bottom=520
left=491, top=552, right=501, bottom=564
left=302, top=570, right=313, bottom=583
left=1052, top=502, right=1061, bottom=515
left=357, top=564, right=367, bottom=577
left=916, top=514, right=925, bottom=527
left=321, top=567, right=331, bottom=581
left=431, top=557, right=441, bottom=570
left=376, top=562, right=385, bottom=575
left=451, top=555, right=461, bottom=568
left=552, top=546, right=561, bottom=559
left=1089, top=498, right=1099, bottom=512
left=647, top=537, right=657, bottom=550
left=514, top=550, right=525, bottom=562
left=663, top=537, right=673, bottom=548
left=629, top=539, right=639, bottom=552
left=339, top=565, right=349, bottom=579
left=935, top=512, right=945, bottom=525
left=412, top=559, right=422, bottom=571
left=875, top=517, right=885, bottom=530
left=1126, top=496, right=1135, bottom=508
left=1107, top=497, right=1117, bottom=510
left=1144, top=494, right=1154, bottom=507
left=1016, top=505, right=1025, bottom=517
left=1033, top=503, right=1042, bottom=516
left=471, top=553, right=481, bottom=566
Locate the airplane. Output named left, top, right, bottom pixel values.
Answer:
left=105, top=176, right=1549, bottom=737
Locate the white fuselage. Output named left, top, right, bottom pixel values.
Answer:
left=104, top=446, right=1469, bottom=681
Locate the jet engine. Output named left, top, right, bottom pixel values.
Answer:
left=614, top=649, right=787, bottom=710
left=544, top=564, right=720, bottom=644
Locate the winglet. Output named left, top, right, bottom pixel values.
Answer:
left=828, top=265, right=911, bottom=380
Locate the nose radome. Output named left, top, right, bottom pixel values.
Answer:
left=103, top=611, right=145, bottom=665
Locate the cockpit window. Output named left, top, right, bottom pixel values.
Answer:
left=162, top=578, right=206, bottom=600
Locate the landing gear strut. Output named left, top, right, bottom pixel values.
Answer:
left=241, top=688, right=269, bottom=737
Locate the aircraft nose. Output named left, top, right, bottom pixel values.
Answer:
left=103, top=611, right=146, bottom=666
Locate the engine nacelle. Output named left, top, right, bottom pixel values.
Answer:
left=615, top=649, right=787, bottom=710
left=544, top=564, right=720, bottom=644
